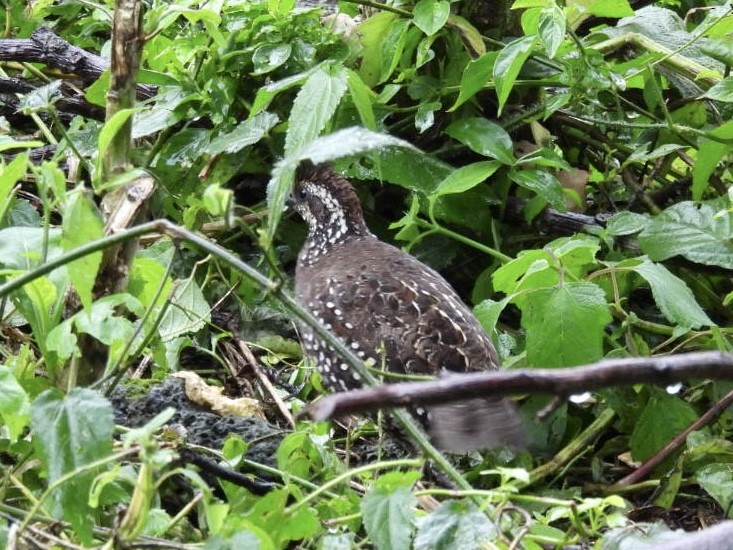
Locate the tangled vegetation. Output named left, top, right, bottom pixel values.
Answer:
left=0, top=0, right=732, bottom=547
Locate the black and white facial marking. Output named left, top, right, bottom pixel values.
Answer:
left=293, top=165, right=370, bottom=264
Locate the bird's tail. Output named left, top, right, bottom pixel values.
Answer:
left=428, top=397, right=526, bottom=453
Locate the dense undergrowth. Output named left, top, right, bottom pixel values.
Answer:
left=0, top=0, right=732, bottom=548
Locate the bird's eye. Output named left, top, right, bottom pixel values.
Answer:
left=298, top=187, right=308, bottom=199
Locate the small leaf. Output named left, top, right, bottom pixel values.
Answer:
left=158, top=277, right=211, bottom=341
left=445, top=117, right=515, bottom=164
left=415, top=500, right=494, bottom=550
left=252, top=43, right=292, bottom=75
left=205, top=112, right=279, bottom=155
left=0, top=366, right=31, bottom=442
left=347, top=70, right=377, bottom=130
left=538, top=5, right=565, bottom=59
left=431, top=161, right=500, bottom=199
left=379, top=19, right=411, bottom=84
left=494, top=35, right=535, bottom=115
left=606, top=211, right=649, bottom=236
left=358, top=12, right=400, bottom=86
left=62, top=188, right=105, bottom=310
left=521, top=282, right=611, bottom=367
left=702, top=77, right=733, bottom=102
left=626, top=258, right=714, bottom=330
left=413, top=0, right=450, bottom=37
left=31, top=388, right=114, bottom=544
left=449, top=52, right=497, bottom=111
left=284, top=62, right=348, bottom=156
left=638, top=201, right=733, bottom=269
left=509, top=168, right=566, bottom=211
left=361, top=486, right=416, bottom=550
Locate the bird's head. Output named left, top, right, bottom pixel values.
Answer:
left=292, top=162, right=369, bottom=248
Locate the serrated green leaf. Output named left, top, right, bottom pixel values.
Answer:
left=431, top=161, right=500, bottom=199
left=521, top=282, right=611, bottom=367
left=413, top=0, right=450, bottom=36
left=538, top=5, right=565, bottom=59
left=509, top=168, right=566, bottom=210
left=415, top=500, right=494, bottom=550
left=284, top=62, right=348, bottom=156
left=627, top=258, right=714, bottom=330
left=445, top=117, right=515, bottom=164
left=449, top=52, right=497, bottom=111
left=629, top=389, right=698, bottom=462
left=361, top=486, right=416, bottom=550
left=205, top=112, right=279, bottom=155
left=0, top=366, right=31, bottom=442
left=494, top=35, right=535, bottom=115
left=31, top=388, right=114, bottom=544
left=62, top=188, right=104, bottom=310
left=638, top=201, right=733, bottom=269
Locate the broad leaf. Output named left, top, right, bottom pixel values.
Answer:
left=626, top=258, right=714, bottom=330
left=62, top=188, right=105, bottom=310
left=361, top=486, right=416, bottom=550
left=415, top=500, right=494, bottom=550
left=413, top=0, right=450, bottom=36
left=445, top=117, right=515, bottom=165
left=538, top=5, right=565, bottom=59
left=629, top=389, right=698, bottom=462
left=449, top=52, right=497, bottom=111
left=284, top=62, right=348, bottom=156
left=692, top=120, right=733, bottom=200
left=697, top=463, right=733, bottom=517
left=521, top=282, right=611, bottom=367
left=204, top=112, right=279, bottom=155
left=31, top=388, right=114, bottom=544
left=0, top=366, right=31, bottom=442
left=158, top=277, right=211, bottom=341
left=509, top=168, right=567, bottom=211
left=638, top=201, right=733, bottom=269
left=431, top=161, right=500, bottom=199
left=494, top=35, right=535, bottom=115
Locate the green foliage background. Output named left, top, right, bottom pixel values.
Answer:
left=0, top=0, right=732, bottom=547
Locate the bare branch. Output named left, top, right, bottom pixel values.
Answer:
left=302, top=351, right=733, bottom=421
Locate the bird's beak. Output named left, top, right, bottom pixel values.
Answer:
left=285, top=195, right=296, bottom=211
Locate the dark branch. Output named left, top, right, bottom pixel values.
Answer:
left=302, top=351, right=733, bottom=421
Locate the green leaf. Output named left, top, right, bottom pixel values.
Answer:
left=638, top=201, right=733, bottom=269
left=252, top=43, right=292, bottom=75
left=446, top=14, right=486, bottom=56
left=583, top=0, right=634, bottom=17
left=284, top=62, right=348, bottom=156
left=415, top=500, right=494, bottom=550
left=449, top=52, right=497, bottom=112
left=521, top=282, right=611, bottom=367
left=347, top=70, right=377, bottom=130
left=692, top=120, right=733, bottom=200
left=701, top=75, right=733, bottom=102
left=474, top=296, right=512, bottom=336
left=626, top=258, right=714, bottom=330
left=538, top=5, right=565, bottom=59
left=509, top=168, right=567, bottom=211
left=358, top=12, right=400, bottom=86
left=445, top=117, right=515, bottom=164
left=62, top=188, right=105, bottom=310
left=96, top=109, right=135, bottom=174
left=0, top=153, right=28, bottom=223
left=379, top=19, right=411, bottom=83
left=158, top=277, right=211, bottom=341
left=494, top=35, right=535, bottom=115
left=0, top=366, right=31, bottom=442
left=361, top=486, right=416, bottom=550
left=697, top=463, right=733, bottom=517
left=205, top=112, right=279, bottom=155
left=413, top=0, right=450, bottom=36
left=431, top=161, right=500, bottom=199
left=31, top=388, right=114, bottom=544
left=606, top=211, right=649, bottom=236
left=629, top=389, right=698, bottom=462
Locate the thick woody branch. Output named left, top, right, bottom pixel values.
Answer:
left=302, top=351, right=733, bottom=421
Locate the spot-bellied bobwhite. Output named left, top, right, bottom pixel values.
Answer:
left=292, top=161, right=524, bottom=452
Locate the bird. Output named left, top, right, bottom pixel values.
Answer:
left=291, top=161, right=525, bottom=452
